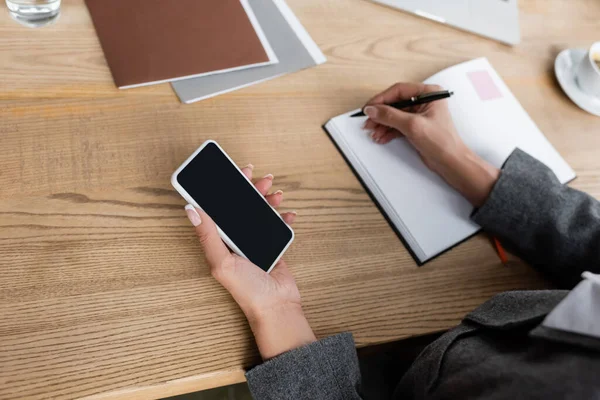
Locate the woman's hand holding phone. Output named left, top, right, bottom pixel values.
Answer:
left=185, top=165, right=315, bottom=360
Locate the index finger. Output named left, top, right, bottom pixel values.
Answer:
left=365, top=82, right=425, bottom=106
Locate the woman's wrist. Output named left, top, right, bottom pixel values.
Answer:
left=445, top=150, right=500, bottom=208
left=247, top=302, right=316, bottom=360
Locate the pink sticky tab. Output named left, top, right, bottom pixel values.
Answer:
left=468, top=70, right=503, bottom=101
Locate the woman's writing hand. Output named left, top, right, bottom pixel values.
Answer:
left=363, top=82, right=500, bottom=207
left=184, top=165, right=315, bottom=360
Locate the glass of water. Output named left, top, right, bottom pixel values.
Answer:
left=6, top=0, right=61, bottom=27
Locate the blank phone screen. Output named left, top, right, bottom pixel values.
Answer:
left=176, top=142, right=293, bottom=271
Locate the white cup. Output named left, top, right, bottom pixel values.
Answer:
left=577, top=42, right=600, bottom=98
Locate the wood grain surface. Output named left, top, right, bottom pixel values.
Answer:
left=1, top=0, right=600, bottom=398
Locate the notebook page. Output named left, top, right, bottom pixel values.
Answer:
left=326, top=115, right=425, bottom=260
left=328, top=112, right=479, bottom=262
left=425, top=58, right=575, bottom=183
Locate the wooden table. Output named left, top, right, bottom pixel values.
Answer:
left=1, top=0, right=599, bottom=398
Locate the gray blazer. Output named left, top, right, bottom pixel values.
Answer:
left=245, top=149, right=600, bottom=399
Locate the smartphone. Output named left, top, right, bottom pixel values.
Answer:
left=171, top=140, right=294, bottom=273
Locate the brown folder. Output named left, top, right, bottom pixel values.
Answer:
left=85, top=0, right=273, bottom=88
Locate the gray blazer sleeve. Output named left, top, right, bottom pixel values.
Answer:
left=245, top=333, right=363, bottom=400
left=472, top=148, right=600, bottom=289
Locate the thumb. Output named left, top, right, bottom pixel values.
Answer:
left=184, top=204, right=231, bottom=271
left=364, top=105, right=419, bottom=137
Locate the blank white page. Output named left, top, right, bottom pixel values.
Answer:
left=329, top=112, right=478, bottom=262
left=425, top=58, right=575, bottom=183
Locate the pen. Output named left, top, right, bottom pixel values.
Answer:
left=351, top=90, right=454, bottom=117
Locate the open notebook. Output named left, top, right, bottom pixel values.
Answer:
left=324, top=58, right=576, bottom=265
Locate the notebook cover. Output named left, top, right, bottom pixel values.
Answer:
left=322, top=123, right=481, bottom=267
left=85, top=0, right=273, bottom=88
left=172, top=0, right=326, bottom=104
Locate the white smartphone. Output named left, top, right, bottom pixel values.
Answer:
left=171, top=140, right=294, bottom=273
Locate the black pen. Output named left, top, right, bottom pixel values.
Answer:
left=351, top=90, right=454, bottom=117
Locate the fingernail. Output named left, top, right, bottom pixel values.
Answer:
left=273, top=190, right=283, bottom=195
left=245, top=163, right=254, bottom=170
left=362, top=120, right=368, bottom=129
left=364, top=106, right=377, bottom=119
left=184, top=204, right=202, bottom=227
left=263, top=174, right=274, bottom=180
left=370, top=132, right=378, bottom=142
left=290, top=210, right=298, bottom=215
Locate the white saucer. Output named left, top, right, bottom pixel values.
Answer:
left=555, top=48, right=600, bottom=117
